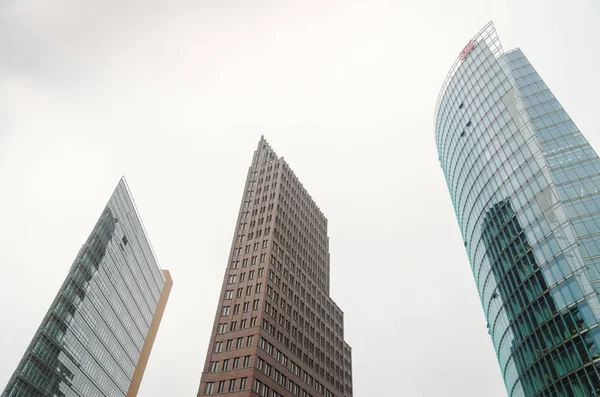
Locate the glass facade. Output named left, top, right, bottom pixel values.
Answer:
left=435, top=22, right=600, bottom=397
left=2, top=179, right=166, bottom=397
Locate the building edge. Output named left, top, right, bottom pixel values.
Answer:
left=126, top=269, right=174, bottom=397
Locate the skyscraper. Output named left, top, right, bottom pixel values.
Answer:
left=2, top=178, right=173, bottom=397
left=435, top=22, right=600, bottom=397
left=197, top=138, right=353, bottom=397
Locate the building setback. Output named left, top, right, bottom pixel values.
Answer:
left=2, top=178, right=172, bottom=397
left=435, top=22, right=600, bottom=397
left=197, top=137, right=353, bottom=397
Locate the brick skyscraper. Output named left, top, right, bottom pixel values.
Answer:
left=197, top=137, right=353, bottom=397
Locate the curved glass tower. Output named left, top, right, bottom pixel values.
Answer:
left=435, top=22, right=600, bottom=397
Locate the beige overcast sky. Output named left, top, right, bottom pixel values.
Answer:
left=1, top=1, right=599, bottom=396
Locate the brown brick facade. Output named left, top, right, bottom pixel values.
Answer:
left=197, top=137, right=352, bottom=397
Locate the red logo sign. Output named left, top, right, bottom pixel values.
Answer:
left=459, top=40, right=476, bottom=60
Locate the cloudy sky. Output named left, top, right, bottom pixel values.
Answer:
left=1, top=1, right=599, bottom=396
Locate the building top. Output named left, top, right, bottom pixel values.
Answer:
left=119, top=177, right=165, bottom=280
left=434, top=21, right=505, bottom=143
left=258, top=136, right=327, bottom=223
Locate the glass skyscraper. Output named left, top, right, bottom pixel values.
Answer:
left=2, top=178, right=173, bottom=397
left=435, top=22, right=600, bottom=397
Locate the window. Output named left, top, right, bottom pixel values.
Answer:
left=214, top=342, right=223, bottom=352
left=247, top=335, right=254, bottom=346
left=231, top=261, right=239, bottom=269
left=258, top=267, right=264, bottom=277
left=251, top=317, right=257, bottom=327
left=205, top=382, right=214, bottom=394
left=237, top=337, right=244, bottom=348
left=240, top=272, right=246, bottom=282
left=242, top=258, right=248, bottom=267
left=217, top=323, right=226, bottom=333
left=218, top=380, right=226, bottom=393
left=246, top=285, right=253, bottom=295
left=257, top=357, right=265, bottom=370
left=253, top=299, right=260, bottom=310
left=226, top=339, right=233, bottom=350
left=262, top=239, right=268, bottom=248
left=221, top=306, right=230, bottom=316
left=260, top=253, right=267, bottom=262
left=234, top=304, right=240, bottom=314
left=230, top=321, right=237, bottom=331
left=209, top=361, right=219, bottom=372
left=240, top=378, right=247, bottom=390
left=249, top=270, right=255, bottom=279
left=233, top=357, right=240, bottom=369
left=252, top=256, right=257, bottom=265
left=225, top=290, right=233, bottom=299
left=222, top=359, right=230, bottom=370
left=241, top=319, right=247, bottom=329
left=237, top=288, right=243, bottom=298
left=228, top=275, right=237, bottom=284
left=253, top=379, right=270, bottom=396
left=243, top=301, right=250, bottom=312
left=256, top=283, right=262, bottom=293
left=229, top=379, right=236, bottom=392
left=243, top=355, right=251, bottom=367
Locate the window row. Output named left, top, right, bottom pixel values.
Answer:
left=216, top=315, right=258, bottom=333
left=253, top=376, right=310, bottom=397
left=204, top=377, right=247, bottom=394
left=213, top=335, right=254, bottom=353
left=208, top=355, right=252, bottom=372
left=225, top=268, right=264, bottom=285
left=221, top=299, right=261, bottom=315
